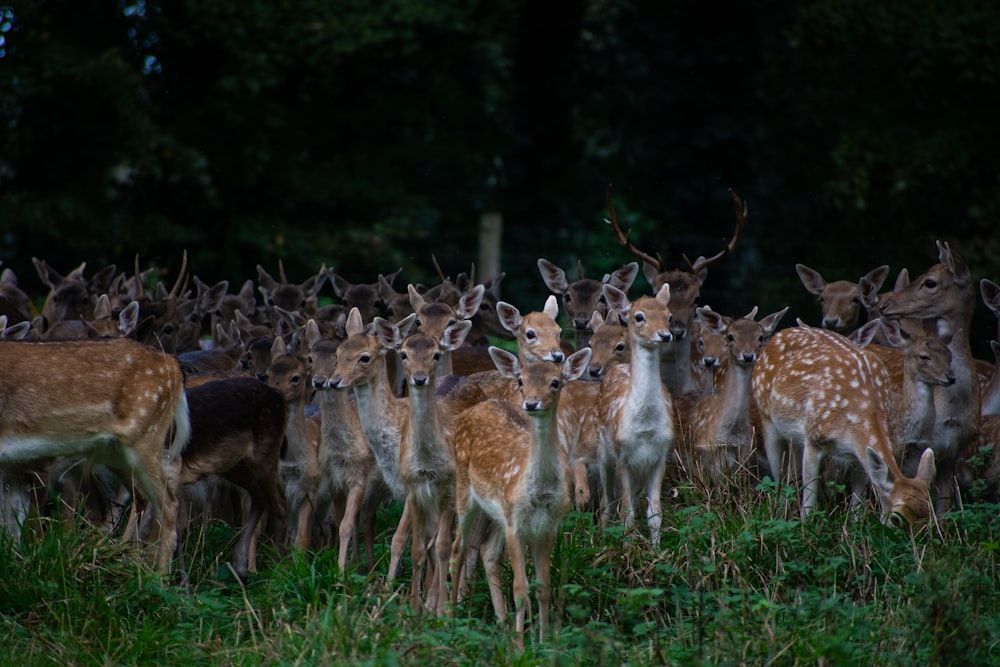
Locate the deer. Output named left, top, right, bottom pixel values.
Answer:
left=385, top=318, right=472, bottom=614
left=879, top=241, right=981, bottom=512
left=795, top=263, right=890, bottom=333
left=688, top=305, right=735, bottom=391
left=596, top=282, right=675, bottom=547
left=265, top=337, right=324, bottom=551
left=328, top=308, right=418, bottom=582
left=329, top=268, right=402, bottom=324
left=32, top=258, right=117, bottom=329
left=257, top=261, right=328, bottom=322
left=449, top=345, right=592, bottom=648
left=605, top=187, right=745, bottom=394
left=0, top=337, right=191, bottom=571
left=585, top=310, right=629, bottom=381
left=537, top=258, right=639, bottom=349
left=981, top=341, right=1000, bottom=418
left=751, top=325, right=937, bottom=527
left=672, top=305, right=788, bottom=490
left=175, top=377, right=287, bottom=580
left=0, top=263, right=32, bottom=325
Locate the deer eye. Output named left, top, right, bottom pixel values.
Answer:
left=563, top=294, right=572, bottom=302
left=398, top=351, right=407, bottom=360
left=433, top=352, right=442, bottom=362
left=517, top=377, right=523, bottom=387
left=291, top=374, right=301, bottom=385
left=726, top=333, right=735, bottom=343
left=448, top=318, right=456, bottom=326
left=615, top=343, right=625, bottom=352
left=550, top=379, right=560, bottom=390
left=307, top=355, right=314, bottom=365
left=598, top=295, right=607, bottom=304
left=923, top=279, right=937, bottom=289
left=634, top=312, right=645, bottom=324
left=758, top=335, right=765, bottom=343
left=525, top=329, right=537, bottom=340
left=359, top=354, right=371, bottom=364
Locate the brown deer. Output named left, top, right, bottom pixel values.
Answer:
left=449, top=345, right=591, bottom=648
left=596, top=283, right=675, bottom=546
left=795, top=264, right=890, bottom=333
left=265, top=338, right=323, bottom=551
left=0, top=337, right=191, bottom=571
left=329, top=308, right=417, bottom=581
left=981, top=341, right=1000, bottom=417
left=752, top=326, right=937, bottom=526
left=879, top=241, right=980, bottom=512
left=304, top=320, right=383, bottom=572
left=605, top=187, right=745, bottom=394
left=537, top=258, right=639, bottom=349
left=176, top=377, right=287, bottom=580
left=585, top=310, right=629, bottom=381
left=329, top=268, right=402, bottom=324
left=388, top=319, right=472, bottom=614
left=673, top=305, right=788, bottom=489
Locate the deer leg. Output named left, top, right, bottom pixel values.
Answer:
left=480, top=527, right=508, bottom=625
left=434, top=507, right=455, bottom=616
left=506, top=525, right=529, bottom=651
left=531, top=533, right=556, bottom=642
left=644, top=460, right=666, bottom=548
left=337, top=483, right=366, bottom=572
left=800, top=442, right=823, bottom=521
left=387, top=499, right=412, bottom=583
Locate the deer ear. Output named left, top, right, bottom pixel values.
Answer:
left=916, top=448, right=937, bottom=486
left=345, top=307, right=366, bottom=337
left=695, top=306, right=726, bottom=335
left=563, top=347, right=592, bottom=382
left=759, top=307, right=788, bottom=337
left=866, top=446, right=893, bottom=494
left=537, top=258, right=569, bottom=294
left=654, top=283, right=671, bottom=306
left=795, top=264, right=827, bottom=296
left=603, top=284, right=629, bottom=315
left=407, top=283, right=427, bottom=312
left=608, top=262, right=639, bottom=291
left=373, top=317, right=401, bottom=349
left=456, top=284, right=485, bottom=320
left=488, top=346, right=520, bottom=378
left=441, top=320, right=473, bottom=351
left=543, top=295, right=560, bottom=320
left=497, top=301, right=523, bottom=333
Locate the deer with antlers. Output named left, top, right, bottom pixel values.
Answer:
left=878, top=241, right=980, bottom=512
left=449, top=345, right=592, bottom=648
left=605, top=187, right=745, bottom=394
left=752, top=325, right=937, bottom=526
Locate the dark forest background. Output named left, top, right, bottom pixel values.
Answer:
left=2, top=1, right=999, bottom=354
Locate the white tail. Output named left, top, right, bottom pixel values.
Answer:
left=596, top=283, right=674, bottom=546
left=449, top=345, right=591, bottom=646
left=752, top=326, right=936, bottom=526
left=0, top=338, right=190, bottom=571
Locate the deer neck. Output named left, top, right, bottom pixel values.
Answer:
left=403, top=382, right=451, bottom=472
left=282, top=393, right=313, bottom=463
left=318, top=388, right=368, bottom=459
left=351, top=363, right=406, bottom=497
left=931, top=318, right=981, bottom=444
left=660, top=338, right=693, bottom=394
left=898, top=365, right=938, bottom=446
left=714, top=361, right=753, bottom=442
left=631, top=341, right=668, bottom=408
left=524, top=404, right=567, bottom=500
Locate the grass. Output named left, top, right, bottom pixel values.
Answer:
left=2, top=480, right=1000, bottom=667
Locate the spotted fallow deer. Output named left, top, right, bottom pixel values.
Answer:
left=795, top=263, right=890, bottom=333
left=537, top=258, right=639, bottom=349
left=673, top=305, right=788, bottom=489
left=605, top=187, right=745, bottom=394
left=449, top=345, right=591, bottom=648
left=752, top=326, right=937, bottom=527
left=596, top=283, right=674, bottom=547
left=879, top=241, right=980, bottom=512
left=0, top=337, right=191, bottom=571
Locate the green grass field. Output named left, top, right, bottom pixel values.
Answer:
left=2, top=480, right=999, bottom=666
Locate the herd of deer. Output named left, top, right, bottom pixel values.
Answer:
left=2, top=190, right=1000, bottom=645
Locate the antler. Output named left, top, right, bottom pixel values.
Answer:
left=604, top=184, right=663, bottom=272
left=684, top=189, right=746, bottom=274
left=167, top=249, right=188, bottom=299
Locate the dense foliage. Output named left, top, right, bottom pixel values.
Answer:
left=2, top=1, right=1000, bottom=343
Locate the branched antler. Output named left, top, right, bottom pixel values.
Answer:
left=684, top=189, right=746, bottom=274
left=604, top=184, right=663, bottom=272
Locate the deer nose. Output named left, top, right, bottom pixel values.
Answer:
left=822, top=317, right=841, bottom=330
left=411, top=373, right=429, bottom=386
left=573, top=317, right=590, bottom=330
left=523, top=399, right=541, bottom=411
left=588, top=364, right=604, bottom=379
left=740, top=352, right=757, bottom=363
left=701, top=356, right=719, bottom=368
left=549, top=351, right=565, bottom=363
left=312, top=375, right=329, bottom=389
left=657, top=330, right=673, bottom=342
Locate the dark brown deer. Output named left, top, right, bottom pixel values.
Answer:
left=177, top=377, right=287, bottom=580
left=605, top=187, right=745, bottom=394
